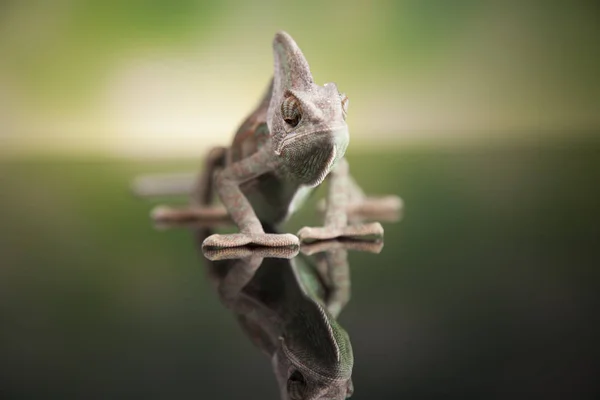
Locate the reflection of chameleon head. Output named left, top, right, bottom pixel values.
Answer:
left=272, top=319, right=354, bottom=400
left=271, top=274, right=354, bottom=400
left=268, top=31, right=350, bottom=188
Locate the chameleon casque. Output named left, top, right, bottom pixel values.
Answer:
left=146, top=31, right=402, bottom=248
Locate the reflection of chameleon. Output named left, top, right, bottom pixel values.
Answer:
left=134, top=31, right=401, bottom=248
left=199, top=228, right=383, bottom=400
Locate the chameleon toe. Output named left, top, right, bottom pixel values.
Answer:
left=203, top=247, right=256, bottom=260
left=202, top=233, right=253, bottom=249
left=202, top=233, right=300, bottom=249
left=250, top=233, right=300, bottom=247
left=202, top=246, right=299, bottom=260
left=297, top=226, right=343, bottom=243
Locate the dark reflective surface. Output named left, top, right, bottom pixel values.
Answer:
left=1, top=142, right=598, bottom=398
left=198, top=226, right=383, bottom=400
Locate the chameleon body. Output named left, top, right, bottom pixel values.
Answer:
left=199, top=228, right=373, bottom=399
left=149, top=31, right=402, bottom=248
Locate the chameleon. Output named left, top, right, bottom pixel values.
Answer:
left=198, top=225, right=383, bottom=399
left=141, top=31, right=402, bottom=248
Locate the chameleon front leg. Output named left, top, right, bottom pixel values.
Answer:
left=297, top=158, right=384, bottom=243
left=203, top=149, right=299, bottom=249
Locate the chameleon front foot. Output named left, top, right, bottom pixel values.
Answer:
left=297, top=222, right=384, bottom=244
left=203, top=245, right=299, bottom=261
left=202, top=232, right=300, bottom=249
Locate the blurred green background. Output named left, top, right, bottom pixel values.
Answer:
left=1, top=0, right=599, bottom=156
left=1, top=1, right=599, bottom=398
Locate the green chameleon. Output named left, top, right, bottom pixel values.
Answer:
left=135, top=31, right=401, bottom=248
left=200, top=226, right=384, bottom=399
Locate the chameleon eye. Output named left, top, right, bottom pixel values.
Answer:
left=281, top=94, right=302, bottom=128
left=340, top=93, right=349, bottom=119
left=287, top=370, right=306, bottom=400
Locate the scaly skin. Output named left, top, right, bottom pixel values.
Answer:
left=196, top=226, right=383, bottom=399
left=143, top=31, right=402, bottom=248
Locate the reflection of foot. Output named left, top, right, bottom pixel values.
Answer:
left=203, top=246, right=300, bottom=261
left=301, top=238, right=384, bottom=255
left=297, top=222, right=384, bottom=244
left=202, top=233, right=300, bottom=249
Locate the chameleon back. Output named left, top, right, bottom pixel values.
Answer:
left=228, top=80, right=273, bottom=163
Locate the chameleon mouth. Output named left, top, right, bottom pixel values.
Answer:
left=280, top=125, right=347, bottom=149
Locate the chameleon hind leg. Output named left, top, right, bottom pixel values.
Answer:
left=298, top=159, right=388, bottom=243
left=313, top=176, right=402, bottom=223
left=344, top=176, right=403, bottom=223
left=151, top=147, right=230, bottom=223
left=298, top=160, right=401, bottom=242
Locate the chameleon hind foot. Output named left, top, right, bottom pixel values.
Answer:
left=301, top=238, right=384, bottom=255
left=202, top=232, right=300, bottom=249
left=297, top=222, right=384, bottom=244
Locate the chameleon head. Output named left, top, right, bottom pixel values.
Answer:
left=267, top=31, right=350, bottom=187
